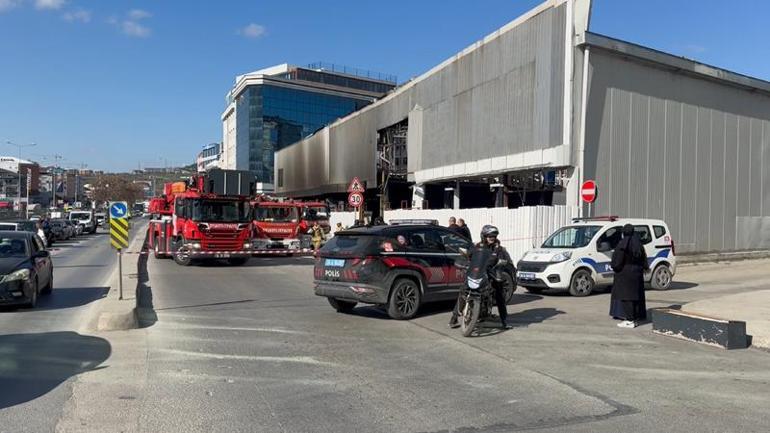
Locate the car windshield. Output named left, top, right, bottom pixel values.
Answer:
left=70, top=213, right=90, bottom=220
left=0, top=237, right=28, bottom=257
left=542, top=225, right=601, bottom=249
left=302, top=206, right=329, bottom=221
left=255, top=206, right=299, bottom=223
left=191, top=199, right=249, bottom=223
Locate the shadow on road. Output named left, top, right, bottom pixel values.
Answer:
left=35, top=287, right=109, bottom=311
left=351, top=292, right=544, bottom=321
left=135, top=232, right=157, bottom=328
left=666, top=281, right=698, bottom=290
left=529, top=280, right=700, bottom=297
left=0, top=331, right=110, bottom=410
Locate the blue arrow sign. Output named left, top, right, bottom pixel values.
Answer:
left=110, top=202, right=128, bottom=219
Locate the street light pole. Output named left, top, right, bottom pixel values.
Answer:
left=6, top=141, right=37, bottom=218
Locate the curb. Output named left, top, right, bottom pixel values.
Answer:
left=86, top=221, right=148, bottom=332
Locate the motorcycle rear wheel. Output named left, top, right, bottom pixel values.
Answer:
left=460, top=297, right=481, bottom=337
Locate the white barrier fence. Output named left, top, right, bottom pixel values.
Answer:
left=331, top=205, right=579, bottom=263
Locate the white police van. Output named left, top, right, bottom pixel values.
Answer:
left=516, top=216, right=676, bottom=296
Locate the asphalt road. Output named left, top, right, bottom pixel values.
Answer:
left=0, top=228, right=114, bottom=433
left=134, top=254, right=770, bottom=433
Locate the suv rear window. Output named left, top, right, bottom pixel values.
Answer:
left=0, top=224, right=16, bottom=231
left=653, top=225, right=667, bottom=238
left=321, top=234, right=380, bottom=255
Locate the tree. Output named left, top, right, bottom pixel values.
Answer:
left=91, top=175, right=144, bottom=205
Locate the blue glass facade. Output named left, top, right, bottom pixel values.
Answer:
left=242, top=85, right=372, bottom=183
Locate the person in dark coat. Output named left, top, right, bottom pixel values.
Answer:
left=610, top=224, right=649, bottom=328
left=447, top=216, right=460, bottom=231
left=457, top=218, right=472, bottom=241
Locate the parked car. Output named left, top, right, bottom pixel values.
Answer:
left=0, top=231, right=53, bottom=308
left=95, top=213, right=106, bottom=227
left=313, top=221, right=516, bottom=320
left=49, top=219, right=70, bottom=241
left=0, top=220, right=37, bottom=233
left=65, top=220, right=82, bottom=236
left=516, top=216, right=677, bottom=296
left=69, top=210, right=97, bottom=234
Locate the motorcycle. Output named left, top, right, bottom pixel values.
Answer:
left=459, top=246, right=514, bottom=337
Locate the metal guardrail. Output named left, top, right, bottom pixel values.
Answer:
left=306, top=62, right=397, bottom=84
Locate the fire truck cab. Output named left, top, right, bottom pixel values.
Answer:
left=147, top=170, right=255, bottom=266
left=251, top=200, right=302, bottom=251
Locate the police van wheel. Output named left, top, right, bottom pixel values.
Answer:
left=569, top=269, right=594, bottom=297
left=651, top=264, right=672, bottom=290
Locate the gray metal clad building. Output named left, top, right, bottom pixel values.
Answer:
left=275, top=0, right=770, bottom=253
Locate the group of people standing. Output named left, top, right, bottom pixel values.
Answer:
left=447, top=216, right=472, bottom=241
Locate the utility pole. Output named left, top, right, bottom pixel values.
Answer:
left=52, top=154, right=63, bottom=208
left=6, top=140, right=37, bottom=218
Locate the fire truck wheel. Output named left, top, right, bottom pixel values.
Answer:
left=153, top=236, right=165, bottom=259
left=173, top=239, right=193, bottom=266
left=227, top=257, right=249, bottom=266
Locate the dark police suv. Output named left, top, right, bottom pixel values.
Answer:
left=314, top=221, right=515, bottom=320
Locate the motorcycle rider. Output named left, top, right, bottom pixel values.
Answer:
left=449, top=225, right=512, bottom=329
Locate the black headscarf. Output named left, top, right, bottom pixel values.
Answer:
left=616, top=224, right=645, bottom=265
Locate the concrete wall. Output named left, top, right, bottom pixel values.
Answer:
left=584, top=49, right=770, bottom=253
left=276, top=0, right=570, bottom=195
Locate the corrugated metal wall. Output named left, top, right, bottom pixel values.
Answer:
left=276, top=2, right=568, bottom=195
left=584, top=50, right=770, bottom=253
left=330, top=205, right=578, bottom=263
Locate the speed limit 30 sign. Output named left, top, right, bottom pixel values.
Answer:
left=348, top=192, right=363, bottom=208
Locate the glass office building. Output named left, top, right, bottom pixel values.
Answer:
left=222, top=64, right=396, bottom=186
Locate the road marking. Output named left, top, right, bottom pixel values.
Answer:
left=157, top=348, right=336, bottom=366
left=155, top=323, right=306, bottom=335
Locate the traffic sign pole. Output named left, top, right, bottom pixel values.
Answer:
left=118, top=251, right=123, bottom=300
left=109, top=201, right=130, bottom=300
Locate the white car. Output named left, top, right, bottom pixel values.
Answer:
left=516, top=217, right=677, bottom=296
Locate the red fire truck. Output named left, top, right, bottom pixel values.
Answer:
left=251, top=199, right=302, bottom=252
left=147, top=170, right=255, bottom=266
left=251, top=199, right=332, bottom=252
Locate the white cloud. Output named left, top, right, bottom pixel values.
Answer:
left=127, top=9, right=151, bottom=20
left=0, top=0, right=22, bottom=13
left=239, top=23, right=266, bottom=38
left=63, top=8, right=90, bottom=23
left=108, top=10, right=153, bottom=38
left=121, top=20, right=151, bottom=38
left=35, top=0, right=66, bottom=10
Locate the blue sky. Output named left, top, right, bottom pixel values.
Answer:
left=1, top=0, right=769, bottom=172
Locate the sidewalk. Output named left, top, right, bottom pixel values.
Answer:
left=82, top=220, right=148, bottom=332
left=682, top=289, right=770, bottom=350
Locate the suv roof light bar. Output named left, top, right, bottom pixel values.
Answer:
left=388, top=219, right=439, bottom=226
left=571, top=215, right=620, bottom=222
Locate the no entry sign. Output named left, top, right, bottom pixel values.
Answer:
left=581, top=180, right=597, bottom=203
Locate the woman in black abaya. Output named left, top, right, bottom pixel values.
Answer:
left=610, top=224, right=649, bottom=328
